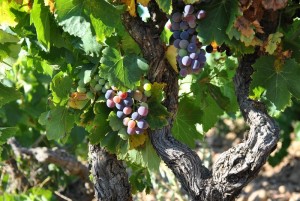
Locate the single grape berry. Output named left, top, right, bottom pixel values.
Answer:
left=123, top=117, right=130, bottom=126
left=119, top=92, right=128, bottom=99
left=171, top=12, right=182, bottom=23
left=86, top=91, right=94, bottom=99
left=106, top=99, right=115, bottom=108
left=123, top=97, right=133, bottom=107
left=184, top=5, right=194, bottom=16
left=123, top=107, right=132, bottom=115
left=180, top=68, right=188, bottom=77
left=137, top=119, right=149, bottom=129
left=133, top=90, right=143, bottom=101
left=138, top=106, right=148, bottom=116
left=131, top=112, right=140, bottom=120
left=128, top=120, right=136, bottom=129
left=143, top=83, right=152, bottom=91
left=127, top=127, right=136, bottom=135
left=205, top=45, right=213, bottom=53
left=117, top=111, right=125, bottom=119
left=94, top=84, right=102, bottom=91
left=113, top=96, right=121, bottom=104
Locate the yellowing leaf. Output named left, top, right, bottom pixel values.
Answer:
left=166, top=45, right=178, bottom=73
left=0, top=1, right=17, bottom=27
left=129, top=133, right=147, bottom=149
left=44, top=0, right=55, bottom=13
left=121, top=0, right=136, bottom=17
left=137, top=0, right=150, bottom=7
left=68, top=92, right=89, bottom=109
left=265, top=32, right=283, bottom=55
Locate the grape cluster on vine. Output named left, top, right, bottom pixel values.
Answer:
left=170, top=4, right=207, bottom=77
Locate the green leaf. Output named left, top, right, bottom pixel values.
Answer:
left=197, top=0, right=238, bottom=45
left=50, top=72, right=72, bottom=106
left=282, top=19, right=300, bottom=62
left=55, top=0, right=101, bottom=56
left=31, top=0, right=50, bottom=50
left=0, top=127, right=18, bottom=144
left=0, top=83, right=21, bottom=108
left=100, top=47, right=148, bottom=90
left=172, top=96, right=203, bottom=148
left=100, top=131, right=124, bottom=153
left=251, top=56, right=300, bottom=111
left=155, top=0, right=172, bottom=14
left=140, top=138, right=160, bottom=172
left=108, top=111, right=124, bottom=131
left=38, top=107, right=75, bottom=140
left=90, top=14, right=114, bottom=44
left=265, top=32, right=283, bottom=55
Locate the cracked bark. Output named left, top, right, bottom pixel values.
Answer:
left=120, top=4, right=280, bottom=201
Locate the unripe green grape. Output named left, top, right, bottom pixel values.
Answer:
left=104, top=82, right=111, bottom=89
left=90, top=79, right=97, bottom=87
left=78, top=80, right=85, bottom=87
left=143, top=83, right=152, bottom=91
left=102, top=87, right=107, bottom=93
left=144, top=90, right=151, bottom=97
left=77, top=86, right=86, bottom=93
left=86, top=91, right=94, bottom=99
left=94, top=74, right=100, bottom=81
left=98, top=78, right=106, bottom=85
left=94, top=84, right=102, bottom=91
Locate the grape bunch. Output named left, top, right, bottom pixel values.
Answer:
left=205, top=42, right=232, bottom=56
left=170, top=4, right=207, bottom=77
left=105, top=81, right=151, bottom=135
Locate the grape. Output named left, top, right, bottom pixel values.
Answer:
left=135, top=127, right=144, bottom=135
left=123, top=97, right=133, bottom=107
left=171, top=22, right=180, bottom=31
left=187, top=28, right=195, bottom=35
left=86, top=91, right=94, bottom=99
left=123, top=106, right=132, bottom=115
left=140, top=102, right=148, bottom=108
left=184, top=5, right=194, bottom=16
left=78, top=80, right=85, bottom=87
left=102, top=87, right=107, bottom=93
left=180, top=21, right=189, bottom=30
left=94, top=84, right=102, bottom=91
left=123, top=117, right=130, bottom=126
left=105, top=90, right=114, bottom=99
left=187, top=43, right=197, bottom=53
left=196, top=10, right=206, bottom=20
left=184, top=14, right=196, bottom=23
left=190, top=35, right=198, bottom=44
left=144, top=90, right=151, bottom=97
left=180, top=31, right=189, bottom=40
left=178, top=49, right=188, bottom=57
left=106, top=98, right=115, bottom=108
left=198, top=54, right=206, bottom=63
left=226, top=49, right=232, bottom=56
left=171, top=12, right=182, bottom=23
left=179, top=40, right=189, bottom=49
left=116, top=103, right=124, bottom=110
left=133, top=90, right=143, bottom=101
left=191, top=60, right=200, bottom=70
left=141, top=95, right=147, bottom=103
left=113, top=96, right=121, bottom=104
left=180, top=68, right=188, bottom=77
left=174, top=39, right=181, bottom=48
left=104, top=82, right=111, bottom=89
left=77, top=86, right=86, bottom=93
left=98, top=78, right=106, bottom=85
left=94, top=75, right=100, bottom=81
left=131, top=112, right=140, bottom=120
left=117, top=111, right=125, bottom=118
left=128, top=120, right=136, bottom=128
left=138, top=106, right=148, bottom=116
left=173, top=31, right=181, bottom=39
left=189, top=52, right=198, bottom=59
left=137, top=119, right=149, bottom=129
left=192, top=68, right=201, bottom=74
left=127, top=90, right=133, bottom=97
left=143, top=83, right=152, bottom=91
left=90, top=79, right=97, bottom=87
left=127, top=127, right=136, bottom=135
left=182, top=56, right=191, bottom=66
left=119, top=92, right=128, bottom=99
left=205, top=45, right=213, bottom=53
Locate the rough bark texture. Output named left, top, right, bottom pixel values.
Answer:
left=120, top=2, right=280, bottom=201
left=89, top=144, right=132, bottom=201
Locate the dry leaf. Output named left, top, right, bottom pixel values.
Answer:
left=234, top=16, right=255, bottom=37
left=166, top=45, right=178, bottom=73
left=44, top=0, right=55, bottom=13
left=137, top=0, right=150, bottom=7
left=262, top=0, right=288, bottom=11
left=121, top=0, right=136, bottom=17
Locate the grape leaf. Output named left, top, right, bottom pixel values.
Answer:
left=99, top=47, right=148, bottom=90
left=197, top=0, right=238, bottom=45
left=265, top=32, right=283, bottom=55
left=251, top=56, right=300, bottom=111
left=38, top=107, right=75, bottom=140
left=31, top=0, right=50, bottom=50
left=282, top=19, right=300, bottom=62
left=129, top=133, right=147, bottom=149
left=0, top=1, right=17, bottom=27
left=121, top=0, right=136, bottom=17
left=90, top=14, right=114, bottom=44
left=100, top=131, right=125, bottom=153
left=172, top=96, right=203, bottom=148
left=50, top=72, right=72, bottom=106
left=155, top=0, right=172, bottom=14
left=0, top=127, right=18, bottom=144
left=108, top=111, right=124, bottom=131
left=166, top=45, right=178, bottom=73
left=0, top=83, right=22, bottom=108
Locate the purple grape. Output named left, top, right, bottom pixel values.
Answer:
left=180, top=68, right=188, bottom=77
left=127, top=127, right=136, bottom=135
left=180, top=21, right=189, bottom=30
left=171, top=22, right=180, bottom=31
left=188, top=20, right=197, bottom=28
left=105, top=90, right=115, bottom=99
left=199, top=49, right=206, bottom=55
left=116, top=102, right=124, bottom=110
left=192, top=68, right=201, bottom=74
left=106, top=98, right=115, bottom=108
left=180, top=31, right=189, bottom=40
left=138, top=106, right=148, bottom=116
left=131, top=112, right=140, bottom=120
left=182, top=56, right=191, bottom=66
left=187, top=28, right=195, bottom=34
left=126, top=90, right=133, bottom=97
left=173, top=31, right=181, bottom=39
left=191, top=60, right=200, bottom=70
left=179, top=40, right=189, bottom=49
left=123, top=106, right=132, bottom=115
left=190, top=35, right=198, bottom=44
left=171, top=12, right=182, bottom=23
left=117, top=111, right=125, bottom=118
left=174, top=39, right=181, bottom=48
left=184, top=5, right=194, bottom=16
left=189, top=52, right=198, bottom=59
left=196, top=10, right=206, bottom=20
left=135, top=127, right=144, bottom=135
left=137, top=120, right=149, bottom=129
left=198, top=54, right=206, bottom=63
left=123, top=97, right=133, bottom=107
left=187, top=43, right=197, bottom=53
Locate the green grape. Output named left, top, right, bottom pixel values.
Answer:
left=86, top=91, right=94, bottom=99
left=104, top=82, right=111, bottom=89
left=102, top=87, right=107, bottom=93
left=78, top=80, right=85, bottom=87
left=77, top=86, right=86, bottom=93
left=144, top=90, right=151, bottom=97
left=140, top=102, right=148, bottom=108
left=98, top=78, right=106, bottom=85
left=90, top=79, right=97, bottom=87
left=94, top=75, right=100, bottom=81
left=143, top=83, right=152, bottom=91
left=94, top=84, right=102, bottom=91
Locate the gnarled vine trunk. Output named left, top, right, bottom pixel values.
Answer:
left=89, top=2, right=280, bottom=201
